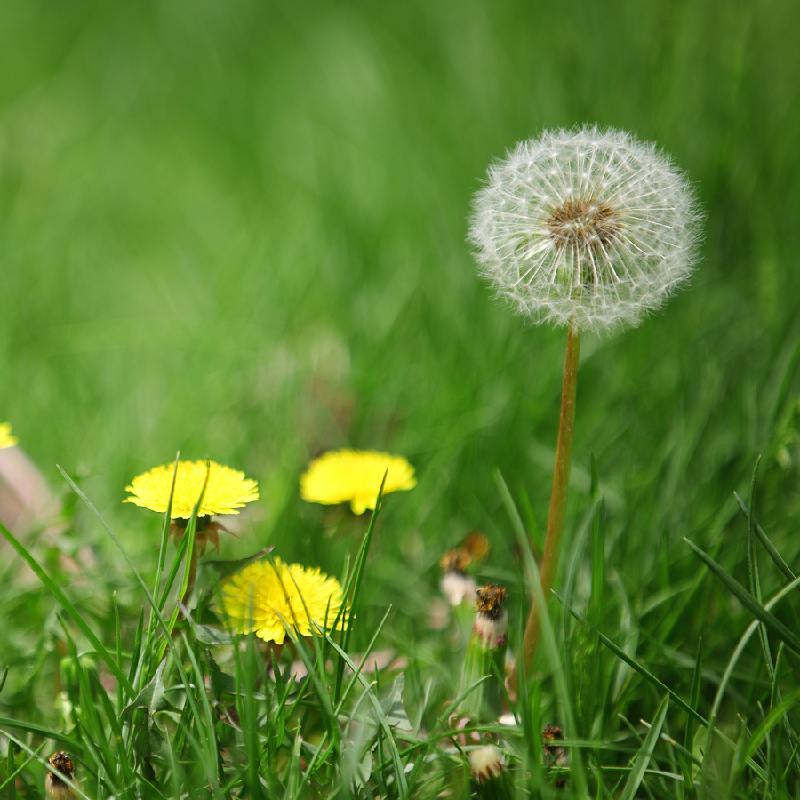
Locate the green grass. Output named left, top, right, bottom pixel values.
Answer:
left=2, top=0, right=800, bottom=796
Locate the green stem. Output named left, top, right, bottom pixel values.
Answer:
left=458, top=585, right=508, bottom=722
left=520, top=325, right=580, bottom=676
left=183, top=547, right=198, bottom=603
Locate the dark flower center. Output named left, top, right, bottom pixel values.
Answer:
left=546, top=198, right=621, bottom=250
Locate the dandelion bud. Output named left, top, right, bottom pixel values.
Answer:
left=469, top=126, right=701, bottom=332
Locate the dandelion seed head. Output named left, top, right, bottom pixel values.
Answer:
left=469, top=126, right=702, bottom=332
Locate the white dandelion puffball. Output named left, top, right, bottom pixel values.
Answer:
left=469, top=126, right=701, bottom=332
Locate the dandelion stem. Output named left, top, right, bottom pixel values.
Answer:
left=521, top=324, right=580, bottom=673
left=183, top=549, right=198, bottom=603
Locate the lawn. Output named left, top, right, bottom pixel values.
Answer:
left=1, top=1, right=800, bottom=797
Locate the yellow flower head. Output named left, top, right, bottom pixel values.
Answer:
left=124, top=459, right=259, bottom=519
left=300, top=449, right=416, bottom=515
left=0, top=423, right=18, bottom=449
left=218, top=557, right=347, bottom=644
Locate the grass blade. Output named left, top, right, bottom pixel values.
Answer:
left=0, top=521, right=134, bottom=698
left=0, top=717, right=79, bottom=749
left=333, top=472, right=387, bottom=704
left=496, top=470, right=589, bottom=797
left=620, top=695, right=669, bottom=800
left=685, top=538, right=800, bottom=656
left=734, top=491, right=795, bottom=583
left=324, top=633, right=409, bottom=797
left=682, top=637, right=702, bottom=797
left=743, top=689, right=800, bottom=763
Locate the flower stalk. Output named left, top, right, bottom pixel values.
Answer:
left=451, top=584, right=512, bottom=799
left=520, top=325, right=580, bottom=677
left=458, top=584, right=508, bottom=721
left=172, top=516, right=222, bottom=602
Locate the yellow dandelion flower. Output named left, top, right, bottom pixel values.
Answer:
left=218, top=557, right=346, bottom=644
left=0, top=422, right=18, bottom=449
left=300, top=449, right=416, bottom=515
left=124, top=459, right=259, bottom=519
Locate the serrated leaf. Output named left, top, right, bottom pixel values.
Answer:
left=383, top=674, right=412, bottom=732
left=122, top=658, right=168, bottom=719
left=192, top=625, right=234, bottom=646
left=200, top=547, right=274, bottom=581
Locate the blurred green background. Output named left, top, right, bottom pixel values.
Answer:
left=2, top=0, right=800, bottom=627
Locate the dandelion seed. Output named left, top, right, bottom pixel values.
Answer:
left=0, top=422, right=18, bottom=449
left=300, top=449, right=416, bottom=515
left=469, top=125, right=701, bottom=332
left=218, top=557, right=347, bottom=644
left=124, top=459, right=259, bottom=519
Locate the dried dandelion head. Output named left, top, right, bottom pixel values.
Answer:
left=468, top=744, right=505, bottom=784
left=45, top=751, right=76, bottom=799
left=469, top=126, right=701, bottom=332
left=473, top=584, right=508, bottom=649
